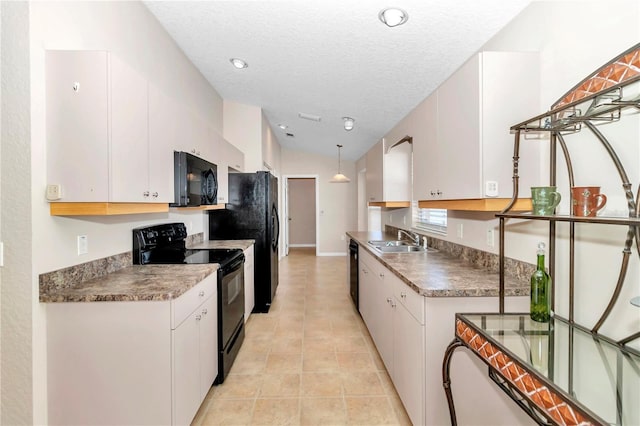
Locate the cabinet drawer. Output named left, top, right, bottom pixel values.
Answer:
left=172, top=273, right=217, bottom=329
left=392, top=276, right=425, bottom=325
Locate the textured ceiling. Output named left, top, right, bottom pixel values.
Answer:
left=144, top=0, right=532, bottom=161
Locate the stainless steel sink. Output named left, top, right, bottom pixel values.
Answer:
left=367, top=240, right=413, bottom=247
left=374, top=245, right=428, bottom=253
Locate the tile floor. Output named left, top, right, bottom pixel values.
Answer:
left=192, top=247, right=411, bottom=425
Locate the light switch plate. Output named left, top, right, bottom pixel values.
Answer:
left=77, top=235, right=88, bottom=255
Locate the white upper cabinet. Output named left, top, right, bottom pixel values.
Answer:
left=148, top=84, right=178, bottom=203
left=366, top=140, right=384, bottom=202
left=416, top=51, right=540, bottom=201
left=365, top=136, right=412, bottom=204
left=223, top=139, right=245, bottom=173
left=412, top=93, right=440, bottom=201
left=46, top=50, right=110, bottom=201
left=46, top=50, right=175, bottom=203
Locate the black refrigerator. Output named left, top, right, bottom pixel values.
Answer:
left=208, top=171, right=279, bottom=313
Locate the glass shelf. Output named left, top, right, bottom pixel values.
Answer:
left=456, top=313, right=640, bottom=425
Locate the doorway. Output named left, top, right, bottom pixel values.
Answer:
left=283, top=175, right=319, bottom=256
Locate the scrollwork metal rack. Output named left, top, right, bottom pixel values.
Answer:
left=442, top=43, right=640, bottom=426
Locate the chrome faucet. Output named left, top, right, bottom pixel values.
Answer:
left=397, top=229, right=420, bottom=245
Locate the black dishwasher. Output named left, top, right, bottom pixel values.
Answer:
left=349, top=239, right=359, bottom=310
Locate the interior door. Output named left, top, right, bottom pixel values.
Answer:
left=283, top=178, right=290, bottom=256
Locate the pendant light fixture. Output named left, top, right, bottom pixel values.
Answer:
left=330, top=144, right=351, bottom=183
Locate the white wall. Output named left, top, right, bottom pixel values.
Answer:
left=281, top=147, right=356, bottom=255
left=20, top=2, right=229, bottom=422
left=1, top=3, right=33, bottom=424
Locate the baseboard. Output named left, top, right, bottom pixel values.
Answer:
left=289, top=244, right=316, bottom=248
left=317, top=252, right=347, bottom=257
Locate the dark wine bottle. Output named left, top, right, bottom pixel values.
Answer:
left=530, top=242, right=551, bottom=322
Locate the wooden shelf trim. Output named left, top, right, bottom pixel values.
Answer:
left=418, top=198, right=532, bottom=212
left=368, top=201, right=411, bottom=208
left=170, top=204, right=226, bottom=211
left=50, top=202, right=169, bottom=216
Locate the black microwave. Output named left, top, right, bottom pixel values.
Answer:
left=171, top=151, right=218, bottom=207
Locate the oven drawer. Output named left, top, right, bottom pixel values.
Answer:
left=172, top=273, right=217, bottom=329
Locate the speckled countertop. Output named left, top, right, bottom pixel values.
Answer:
left=188, top=239, right=254, bottom=250
left=40, top=239, right=255, bottom=303
left=40, top=264, right=218, bottom=303
left=347, top=231, right=528, bottom=298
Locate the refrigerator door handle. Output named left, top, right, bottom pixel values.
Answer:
left=272, top=204, right=280, bottom=250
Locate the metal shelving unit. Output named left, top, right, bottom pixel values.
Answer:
left=443, top=43, right=640, bottom=426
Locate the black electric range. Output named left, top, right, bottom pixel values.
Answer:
left=132, top=222, right=245, bottom=385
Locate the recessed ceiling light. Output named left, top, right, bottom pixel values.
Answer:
left=229, top=58, right=248, bottom=69
left=342, top=117, right=355, bottom=131
left=378, top=8, right=408, bottom=27
left=278, top=124, right=288, bottom=130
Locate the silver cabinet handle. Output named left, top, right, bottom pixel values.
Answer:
left=386, top=297, right=392, bottom=303
left=152, top=192, right=158, bottom=198
left=379, top=272, right=384, bottom=278
left=401, top=292, right=406, bottom=299
left=199, top=291, right=205, bottom=297
left=391, top=301, right=396, bottom=308
left=202, top=308, right=208, bottom=315
left=143, top=191, right=150, bottom=197
left=196, top=314, right=202, bottom=321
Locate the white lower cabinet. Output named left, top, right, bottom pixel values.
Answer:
left=244, top=244, right=255, bottom=322
left=358, top=246, right=532, bottom=426
left=47, top=273, right=217, bottom=426
left=172, top=283, right=217, bottom=426
left=358, top=249, right=425, bottom=425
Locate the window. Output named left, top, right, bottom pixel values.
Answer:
left=412, top=201, right=447, bottom=234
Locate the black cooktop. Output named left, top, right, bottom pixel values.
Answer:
left=133, top=223, right=243, bottom=268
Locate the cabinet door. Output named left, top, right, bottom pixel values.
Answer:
left=393, top=299, right=425, bottom=426
left=370, top=265, right=394, bottom=374
left=199, top=295, right=218, bottom=399
left=172, top=311, right=201, bottom=426
left=413, top=93, right=441, bottom=200
left=438, top=53, right=482, bottom=199
left=365, top=140, right=383, bottom=202
left=212, top=132, right=230, bottom=204
left=46, top=50, right=109, bottom=202
left=358, top=257, right=375, bottom=329
left=110, top=54, right=150, bottom=202
left=244, top=245, right=255, bottom=321
left=148, top=83, right=177, bottom=203
left=224, top=139, right=245, bottom=172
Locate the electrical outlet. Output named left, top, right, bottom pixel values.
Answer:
left=0, top=242, right=3, bottom=267
left=340, top=234, right=345, bottom=241
left=486, top=229, right=495, bottom=248
left=456, top=224, right=463, bottom=239
left=485, top=181, right=499, bottom=197
left=77, top=235, right=88, bottom=255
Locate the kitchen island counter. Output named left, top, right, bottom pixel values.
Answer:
left=347, top=231, right=528, bottom=298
